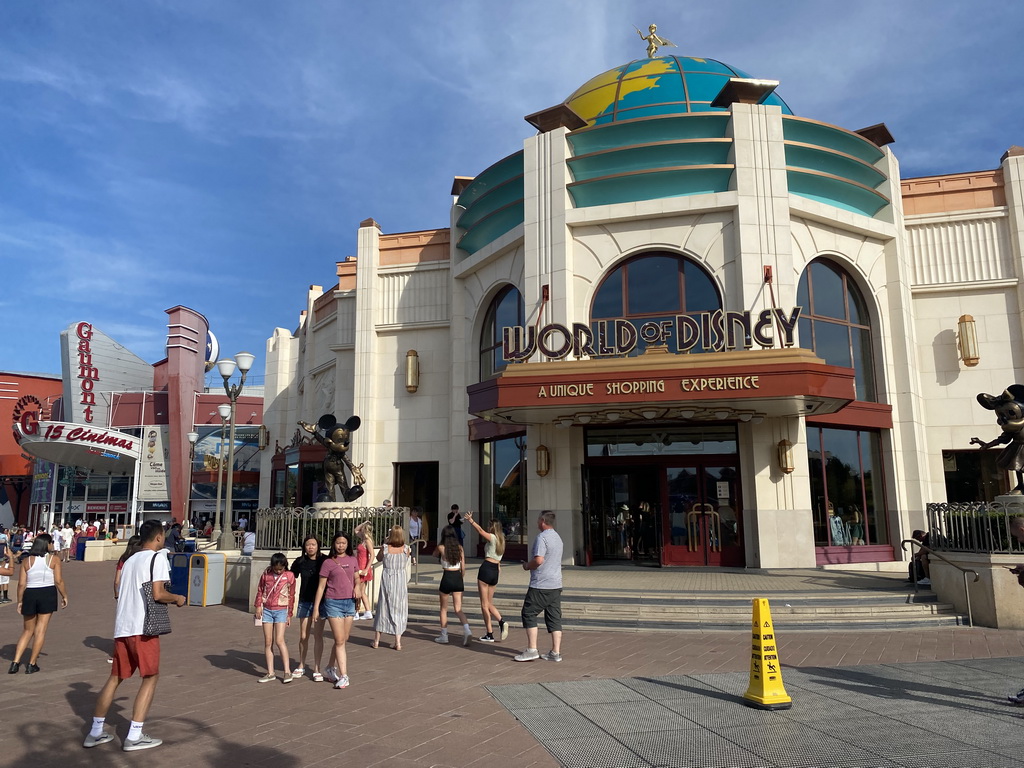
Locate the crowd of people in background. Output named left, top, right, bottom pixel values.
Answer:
left=0, top=503, right=567, bottom=751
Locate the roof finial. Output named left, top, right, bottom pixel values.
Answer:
left=635, top=23, right=677, bottom=58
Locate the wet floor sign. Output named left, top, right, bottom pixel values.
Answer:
left=743, top=597, right=792, bottom=710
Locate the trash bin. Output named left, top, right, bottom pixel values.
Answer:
left=169, top=553, right=190, bottom=597
left=76, top=537, right=95, bottom=561
left=187, top=553, right=226, bottom=606
left=183, top=539, right=197, bottom=554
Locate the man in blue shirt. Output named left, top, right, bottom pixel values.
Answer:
left=514, top=511, right=564, bottom=663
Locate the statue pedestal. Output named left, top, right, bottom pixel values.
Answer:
left=994, top=495, right=1024, bottom=510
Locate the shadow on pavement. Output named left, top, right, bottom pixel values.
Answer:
left=203, top=648, right=264, bottom=674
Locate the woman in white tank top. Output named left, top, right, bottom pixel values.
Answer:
left=10, top=533, right=68, bottom=674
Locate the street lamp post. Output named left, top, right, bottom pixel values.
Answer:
left=216, top=352, right=255, bottom=551
left=186, top=430, right=199, bottom=526
left=211, top=404, right=231, bottom=545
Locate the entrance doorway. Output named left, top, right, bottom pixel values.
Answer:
left=583, top=425, right=742, bottom=567
left=664, top=464, right=742, bottom=566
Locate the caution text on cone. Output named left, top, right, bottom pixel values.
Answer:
left=743, top=597, right=792, bottom=710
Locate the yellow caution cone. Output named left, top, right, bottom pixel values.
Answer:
left=743, top=597, right=792, bottom=710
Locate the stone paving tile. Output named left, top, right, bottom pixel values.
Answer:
left=6, top=562, right=1024, bottom=767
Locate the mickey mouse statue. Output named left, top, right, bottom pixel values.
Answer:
left=298, top=414, right=366, bottom=502
left=971, top=385, right=1024, bottom=494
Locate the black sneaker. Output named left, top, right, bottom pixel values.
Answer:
left=479, top=634, right=495, bottom=643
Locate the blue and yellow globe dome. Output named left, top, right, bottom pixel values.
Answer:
left=565, top=55, right=792, bottom=126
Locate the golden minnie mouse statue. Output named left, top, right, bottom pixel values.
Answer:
left=298, top=414, right=366, bottom=502
left=972, top=385, right=1024, bottom=494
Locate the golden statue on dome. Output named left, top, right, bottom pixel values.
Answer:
left=636, top=23, right=676, bottom=58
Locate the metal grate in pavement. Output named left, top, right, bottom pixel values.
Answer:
left=543, top=678, right=647, bottom=704
left=617, top=729, right=768, bottom=768
left=506, top=705, right=605, bottom=740
left=485, top=682, right=565, bottom=710
left=803, top=714, right=968, bottom=757
left=721, top=723, right=898, bottom=768
left=573, top=700, right=693, bottom=735
left=619, top=675, right=730, bottom=700
left=658, top=697, right=788, bottom=729
left=890, top=750, right=1024, bottom=768
left=543, top=733, right=651, bottom=768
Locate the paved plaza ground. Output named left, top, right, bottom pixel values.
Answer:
left=4, top=561, right=1024, bottom=767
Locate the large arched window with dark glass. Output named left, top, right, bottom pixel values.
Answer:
left=797, top=259, right=876, bottom=402
left=480, top=285, right=525, bottom=379
left=591, top=252, right=721, bottom=355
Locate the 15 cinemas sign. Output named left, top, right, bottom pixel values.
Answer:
left=502, top=307, right=802, bottom=362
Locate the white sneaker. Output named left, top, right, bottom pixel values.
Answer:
left=463, top=631, right=473, bottom=647
left=123, top=733, right=162, bottom=752
left=352, top=614, right=362, bottom=621
left=542, top=651, right=563, bottom=662
left=434, top=634, right=449, bottom=644
left=363, top=611, right=373, bottom=620
left=514, top=648, right=540, bottom=662
left=334, top=674, right=350, bottom=689
left=324, top=666, right=339, bottom=683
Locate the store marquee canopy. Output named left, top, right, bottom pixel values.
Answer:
left=15, top=420, right=141, bottom=475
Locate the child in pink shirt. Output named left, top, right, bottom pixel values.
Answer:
left=254, top=552, right=297, bottom=683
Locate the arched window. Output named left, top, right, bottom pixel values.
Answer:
left=796, top=259, right=876, bottom=402
left=591, top=251, right=721, bottom=355
left=480, top=285, right=525, bottom=380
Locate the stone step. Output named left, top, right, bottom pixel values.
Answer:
left=402, top=582, right=964, bottom=631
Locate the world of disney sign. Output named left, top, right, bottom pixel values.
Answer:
left=502, top=307, right=802, bottom=362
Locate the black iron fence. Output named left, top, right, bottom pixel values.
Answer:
left=926, top=501, right=1024, bottom=554
left=255, top=505, right=408, bottom=553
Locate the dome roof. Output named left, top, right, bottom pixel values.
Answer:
left=565, top=56, right=792, bottom=126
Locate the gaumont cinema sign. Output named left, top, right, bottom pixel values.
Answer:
left=502, top=307, right=802, bottom=362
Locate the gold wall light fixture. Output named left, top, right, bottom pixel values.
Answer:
left=777, top=439, right=794, bottom=474
left=957, top=314, right=980, bottom=367
left=405, top=349, right=421, bottom=392
left=535, top=444, right=551, bottom=477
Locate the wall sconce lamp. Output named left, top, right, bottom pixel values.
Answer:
left=258, top=424, right=269, bottom=450
left=777, top=439, right=795, bottom=474
left=714, top=409, right=731, bottom=420
left=187, top=430, right=199, bottom=462
left=535, top=444, right=551, bottom=477
left=957, top=314, right=980, bottom=367
left=405, top=350, right=420, bottom=393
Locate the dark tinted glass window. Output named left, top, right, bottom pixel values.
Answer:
left=797, top=259, right=876, bottom=401
left=591, top=252, right=722, bottom=355
left=480, top=285, right=524, bottom=380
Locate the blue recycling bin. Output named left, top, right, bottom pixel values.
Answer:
left=183, top=539, right=197, bottom=554
left=76, top=537, right=94, bottom=561
left=169, top=553, right=190, bottom=597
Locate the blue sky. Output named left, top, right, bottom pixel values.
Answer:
left=2, top=1, right=1022, bottom=382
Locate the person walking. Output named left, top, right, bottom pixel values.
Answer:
left=434, top=525, right=472, bottom=646
left=353, top=521, right=375, bottom=620
left=408, top=507, right=423, bottom=564
left=514, top=511, right=564, bottom=663
left=372, top=526, right=410, bottom=650
left=61, top=522, right=74, bottom=562
left=254, top=553, right=297, bottom=684
left=290, top=536, right=328, bottom=681
left=448, top=504, right=464, bottom=545
left=464, top=511, right=508, bottom=643
left=9, top=533, right=68, bottom=674
left=83, top=519, right=186, bottom=751
left=312, top=532, right=358, bottom=690
left=108, top=535, right=144, bottom=663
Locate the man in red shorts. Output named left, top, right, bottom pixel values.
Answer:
left=83, top=520, right=185, bottom=752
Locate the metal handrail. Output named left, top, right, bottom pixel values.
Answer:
left=901, top=538, right=979, bottom=627
left=409, top=538, right=426, bottom=584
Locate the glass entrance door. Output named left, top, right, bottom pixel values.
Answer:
left=586, top=466, right=661, bottom=563
left=665, top=464, right=742, bottom=566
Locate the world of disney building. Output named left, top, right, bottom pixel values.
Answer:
left=259, top=47, right=1024, bottom=570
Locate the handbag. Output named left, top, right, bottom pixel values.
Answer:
left=140, top=552, right=172, bottom=636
